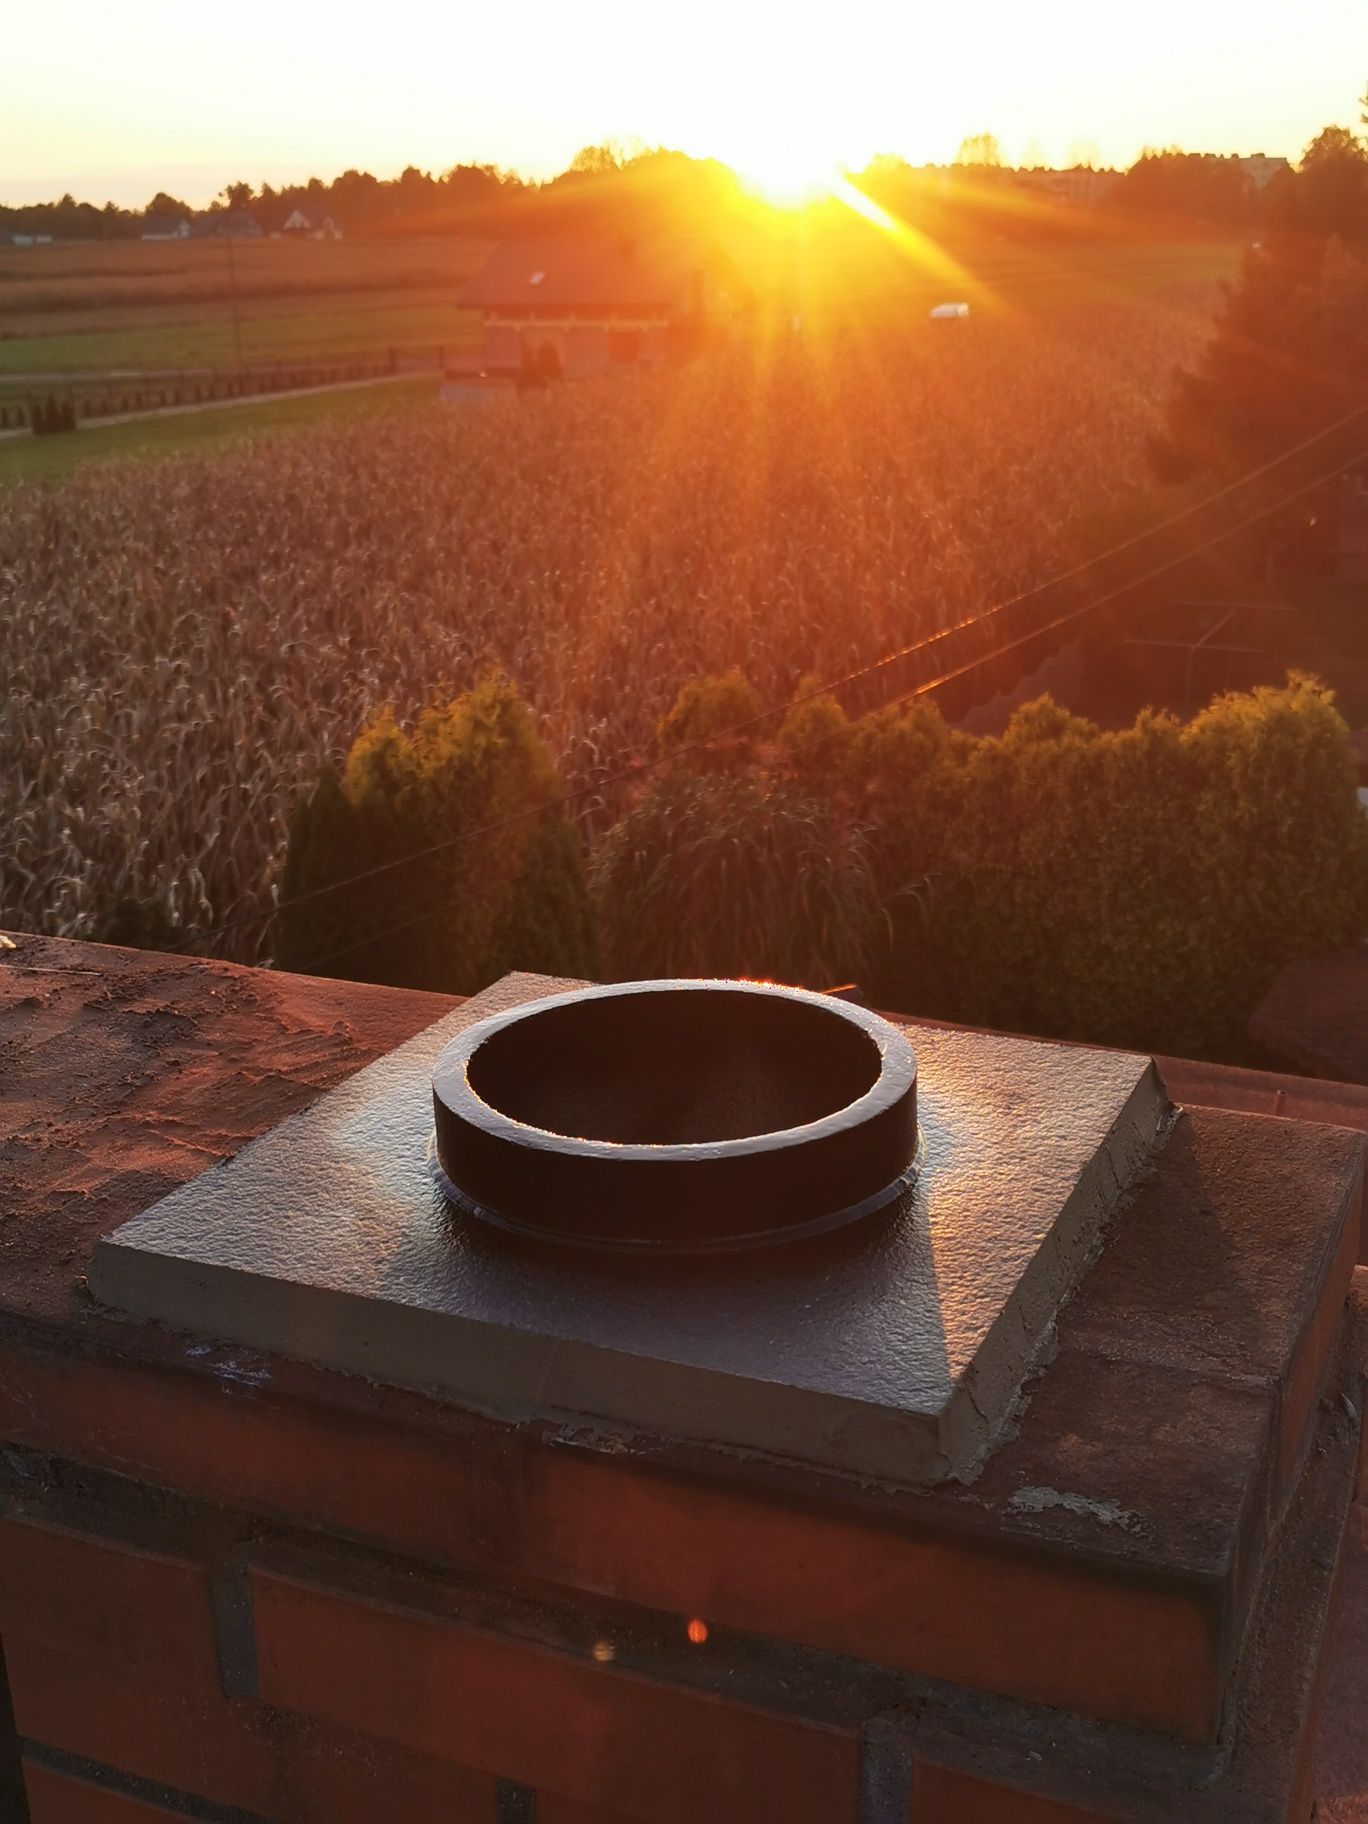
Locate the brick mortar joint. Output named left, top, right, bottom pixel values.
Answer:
left=0, top=1448, right=920, bottom=1733
left=0, top=1341, right=1248, bottom=1613
left=20, top=1740, right=273, bottom=1824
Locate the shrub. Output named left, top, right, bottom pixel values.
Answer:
left=31, top=396, right=77, bottom=437
left=593, top=770, right=882, bottom=986
left=775, top=677, right=852, bottom=784
left=1181, top=673, right=1368, bottom=1021
left=843, top=677, right=1368, bottom=1055
left=92, top=894, right=180, bottom=952
left=843, top=698, right=960, bottom=805
left=277, top=676, right=599, bottom=993
left=656, top=668, right=761, bottom=770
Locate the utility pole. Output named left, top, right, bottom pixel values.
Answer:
left=225, top=228, right=245, bottom=378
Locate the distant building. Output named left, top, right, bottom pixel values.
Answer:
left=189, top=210, right=263, bottom=241
left=281, top=208, right=343, bottom=241
left=1014, top=167, right=1122, bottom=208
left=141, top=212, right=191, bottom=241
left=1238, top=154, right=1292, bottom=190
left=3, top=233, right=54, bottom=247
left=458, top=238, right=750, bottom=379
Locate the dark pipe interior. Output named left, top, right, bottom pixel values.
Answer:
left=466, top=990, right=883, bottom=1145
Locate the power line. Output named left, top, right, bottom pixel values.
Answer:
left=291, top=433, right=1366, bottom=980
left=890, top=448, right=1364, bottom=707
left=766, top=401, right=1366, bottom=729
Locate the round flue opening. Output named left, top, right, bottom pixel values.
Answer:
left=466, top=985, right=882, bottom=1145
left=432, top=980, right=918, bottom=1253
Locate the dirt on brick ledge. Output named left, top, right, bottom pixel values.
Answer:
left=0, top=930, right=452, bottom=1329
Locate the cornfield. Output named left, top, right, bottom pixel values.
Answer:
left=0, top=288, right=1214, bottom=960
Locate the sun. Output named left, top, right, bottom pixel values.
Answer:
left=724, top=131, right=841, bottom=208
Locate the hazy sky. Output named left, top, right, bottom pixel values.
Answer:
left=5, top=0, right=1364, bottom=207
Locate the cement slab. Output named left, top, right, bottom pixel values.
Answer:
left=90, top=974, right=1169, bottom=1487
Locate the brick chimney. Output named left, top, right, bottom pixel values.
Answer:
left=0, top=943, right=1365, bottom=1822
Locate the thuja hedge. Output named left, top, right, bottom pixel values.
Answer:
left=596, top=670, right=1368, bottom=1058
left=277, top=676, right=598, bottom=994
left=278, top=671, right=1366, bottom=1059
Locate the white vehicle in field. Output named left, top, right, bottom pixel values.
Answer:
left=930, top=301, right=970, bottom=321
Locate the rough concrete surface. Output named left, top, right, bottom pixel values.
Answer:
left=0, top=932, right=450, bottom=1327
left=91, top=972, right=1168, bottom=1487
left=1064, top=1107, right=1362, bottom=1387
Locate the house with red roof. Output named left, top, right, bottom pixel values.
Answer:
left=458, top=237, right=749, bottom=380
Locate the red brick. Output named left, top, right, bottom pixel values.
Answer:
left=538, top=1796, right=643, bottom=1824
left=280, top=1716, right=499, bottom=1823
left=0, top=1516, right=219, bottom=1692
left=521, top=1451, right=1220, bottom=1741
left=1158, top=1056, right=1368, bottom=1148
left=911, top=1764, right=1112, bottom=1821
left=6, top=1634, right=501, bottom=1824
left=5, top=1638, right=277, bottom=1815
left=0, top=1341, right=519, bottom=1575
left=0, top=1341, right=1222, bottom=1739
left=250, top=1565, right=859, bottom=1824
left=23, top=1760, right=195, bottom=1823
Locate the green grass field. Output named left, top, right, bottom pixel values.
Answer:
left=0, top=376, right=440, bottom=484
left=0, top=300, right=482, bottom=375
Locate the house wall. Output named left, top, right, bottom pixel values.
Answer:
left=482, top=323, right=521, bottom=372
left=565, top=325, right=610, bottom=377
left=481, top=313, right=672, bottom=377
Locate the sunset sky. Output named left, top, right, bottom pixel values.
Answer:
left=5, top=0, right=1364, bottom=207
